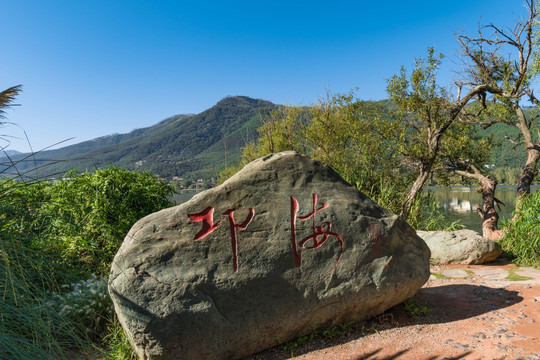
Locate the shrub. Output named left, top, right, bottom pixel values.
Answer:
left=1, top=167, right=175, bottom=275
left=0, top=167, right=175, bottom=358
left=501, top=190, right=540, bottom=266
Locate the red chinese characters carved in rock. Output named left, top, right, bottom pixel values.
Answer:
left=187, top=193, right=343, bottom=275
left=290, top=193, right=344, bottom=271
left=188, top=207, right=255, bottom=272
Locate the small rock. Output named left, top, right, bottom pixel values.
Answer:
left=416, top=230, right=502, bottom=265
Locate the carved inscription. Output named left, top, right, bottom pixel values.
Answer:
left=188, top=193, right=343, bottom=273
left=188, top=207, right=254, bottom=272
left=290, top=193, right=344, bottom=272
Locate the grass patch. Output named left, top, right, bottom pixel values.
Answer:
left=403, top=298, right=431, bottom=317
left=430, top=272, right=452, bottom=279
left=505, top=268, right=534, bottom=281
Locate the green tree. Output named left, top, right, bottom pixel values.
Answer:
left=221, top=92, right=416, bottom=218
left=386, top=48, right=491, bottom=220
left=303, top=92, right=411, bottom=214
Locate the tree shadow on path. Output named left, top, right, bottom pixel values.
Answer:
left=245, top=284, right=522, bottom=359
left=413, top=283, right=523, bottom=324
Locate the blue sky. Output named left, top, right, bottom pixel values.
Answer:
left=0, top=1, right=527, bottom=152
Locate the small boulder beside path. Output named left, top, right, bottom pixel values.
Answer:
left=417, top=229, right=502, bottom=265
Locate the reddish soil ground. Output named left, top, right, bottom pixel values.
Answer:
left=245, top=259, right=540, bottom=360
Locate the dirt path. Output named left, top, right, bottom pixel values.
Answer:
left=246, top=259, right=540, bottom=360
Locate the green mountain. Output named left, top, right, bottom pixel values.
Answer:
left=1, top=96, right=277, bottom=180
left=3, top=96, right=533, bottom=182
left=481, top=123, right=531, bottom=168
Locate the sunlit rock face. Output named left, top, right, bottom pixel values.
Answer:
left=109, top=151, right=430, bottom=360
left=417, top=229, right=502, bottom=265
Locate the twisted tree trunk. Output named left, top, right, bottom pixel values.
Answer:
left=516, top=148, right=540, bottom=199
left=477, top=176, right=504, bottom=241
left=454, top=166, right=504, bottom=241
left=400, top=165, right=432, bottom=220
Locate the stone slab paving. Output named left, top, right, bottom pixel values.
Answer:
left=432, top=264, right=540, bottom=286
left=470, top=268, right=509, bottom=280
left=442, top=269, right=469, bottom=278
left=515, top=267, right=540, bottom=278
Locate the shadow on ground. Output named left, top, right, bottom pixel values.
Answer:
left=414, top=284, right=522, bottom=324
left=355, top=348, right=472, bottom=360
left=244, top=284, right=522, bottom=360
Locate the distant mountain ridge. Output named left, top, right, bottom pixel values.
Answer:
left=1, top=96, right=277, bottom=180
left=1, top=96, right=528, bottom=181
left=1, top=149, right=21, bottom=157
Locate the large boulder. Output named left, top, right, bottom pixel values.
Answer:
left=109, top=151, right=430, bottom=360
left=416, top=229, right=502, bottom=265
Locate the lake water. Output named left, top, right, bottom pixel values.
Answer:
left=173, top=186, right=538, bottom=234
left=426, top=185, right=539, bottom=233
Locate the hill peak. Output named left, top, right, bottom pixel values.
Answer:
left=215, top=96, right=275, bottom=108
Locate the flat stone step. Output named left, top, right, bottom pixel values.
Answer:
left=442, top=269, right=469, bottom=278
left=470, top=268, right=509, bottom=280
left=514, top=268, right=540, bottom=279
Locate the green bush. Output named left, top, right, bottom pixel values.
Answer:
left=1, top=167, right=175, bottom=275
left=0, top=167, right=175, bottom=359
left=501, top=191, right=540, bottom=266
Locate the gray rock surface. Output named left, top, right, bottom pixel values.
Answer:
left=109, top=151, right=431, bottom=360
left=416, top=229, right=502, bottom=265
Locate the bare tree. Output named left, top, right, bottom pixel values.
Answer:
left=457, top=0, right=540, bottom=203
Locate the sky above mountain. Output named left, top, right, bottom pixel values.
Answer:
left=1, top=0, right=526, bottom=151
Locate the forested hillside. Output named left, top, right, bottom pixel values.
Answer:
left=1, top=96, right=277, bottom=180
left=1, top=96, right=534, bottom=183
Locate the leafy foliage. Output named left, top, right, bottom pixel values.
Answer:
left=386, top=48, right=495, bottom=218
left=501, top=190, right=540, bottom=266
left=220, top=92, right=414, bottom=217
left=2, top=167, right=175, bottom=274
left=0, top=167, right=174, bottom=359
left=219, top=91, right=459, bottom=228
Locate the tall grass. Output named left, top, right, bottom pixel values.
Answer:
left=0, top=167, right=174, bottom=359
left=0, top=237, right=93, bottom=359
left=501, top=190, right=540, bottom=266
